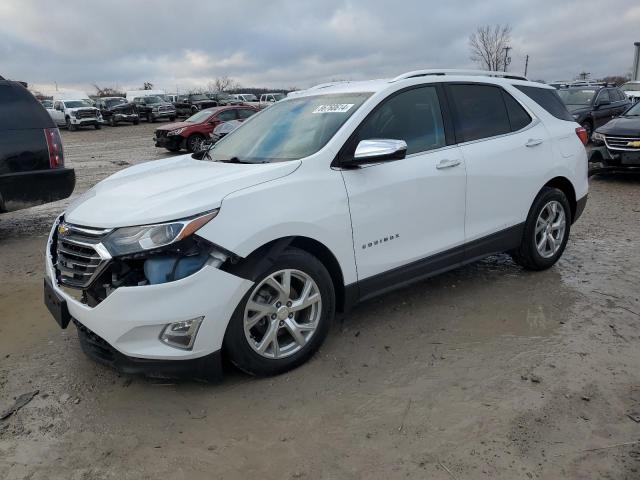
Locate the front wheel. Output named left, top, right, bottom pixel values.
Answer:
left=94, top=122, right=101, bottom=130
left=109, top=116, right=117, bottom=127
left=147, top=113, right=155, bottom=123
left=66, top=118, right=76, bottom=131
left=186, top=134, right=205, bottom=152
left=224, top=248, right=335, bottom=376
left=510, top=187, right=571, bottom=270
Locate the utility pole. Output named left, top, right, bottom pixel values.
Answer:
left=524, top=55, right=529, bottom=77
left=503, top=46, right=512, bottom=72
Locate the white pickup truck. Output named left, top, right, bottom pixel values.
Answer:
left=259, top=92, right=286, bottom=109
left=48, top=98, right=102, bottom=131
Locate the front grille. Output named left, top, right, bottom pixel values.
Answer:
left=605, top=135, right=640, bottom=151
left=75, top=109, right=96, bottom=119
left=54, top=222, right=112, bottom=289
left=158, top=105, right=174, bottom=113
left=155, top=130, right=168, bottom=138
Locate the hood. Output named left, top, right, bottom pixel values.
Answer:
left=596, top=115, right=640, bottom=137
left=110, top=103, right=134, bottom=112
left=156, top=121, right=197, bottom=131
left=68, top=107, right=97, bottom=113
left=65, top=155, right=301, bottom=228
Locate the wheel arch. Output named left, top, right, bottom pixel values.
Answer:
left=542, top=176, right=577, bottom=222
left=222, top=235, right=349, bottom=313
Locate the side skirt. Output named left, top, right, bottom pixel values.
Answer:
left=347, top=223, right=524, bottom=306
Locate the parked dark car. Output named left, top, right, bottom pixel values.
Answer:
left=154, top=105, right=257, bottom=152
left=0, top=79, right=75, bottom=213
left=131, top=96, right=176, bottom=123
left=173, top=93, right=218, bottom=117
left=207, top=92, right=242, bottom=107
left=95, top=97, right=139, bottom=126
left=589, top=100, right=640, bottom=173
left=557, top=86, right=631, bottom=138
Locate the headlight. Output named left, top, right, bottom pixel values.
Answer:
left=592, top=132, right=605, bottom=143
left=152, top=107, right=159, bottom=112
left=168, top=127, right=186, bottom=136
left=102, top=210, right=218, bottom=256
left=70, top=111, right=76, bottom=117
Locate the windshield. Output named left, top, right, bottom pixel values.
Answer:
left=621, top=83, right=640, bottom=92
left=557, top=89, right=596, bottom=106
left=144, top=96, right=162, bottom=104
left=243, top=94, right=257, bottom=101
left=65, top=100, right=92, bottom=108
left=273, top=93, right=285, bottom=101
left=208, top=92, right=371, bottom=163
left=105, top=98, right=127, bottom=107
left=216, top=93, right=232, bottom=100
left=41, top=100, right=53, bottom=108
left=185, top=110, right=214, bottom=123
left=624, top=102, right=640, bottom=116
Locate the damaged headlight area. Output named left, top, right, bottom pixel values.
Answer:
left=79, top=210, right=232, bottom=306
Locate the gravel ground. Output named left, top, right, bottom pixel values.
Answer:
left=1, top=125, right=640, bottom=479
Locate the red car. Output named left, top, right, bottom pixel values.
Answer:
left=154, top=105, right=258, bottom=152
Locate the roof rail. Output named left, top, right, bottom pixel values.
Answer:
left=286, top=81, right=351, bottom=97
left=390, top=69, right=528, bottom=83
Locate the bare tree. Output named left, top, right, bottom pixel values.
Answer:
left=599, top=74, right=631, bottom=86
left=469, top=24, right=512, bottom=71
left=208, top=76, right=239, bottom=92
left=93, top=84, right=125, bottom=97
left=143, top=82, right=153, bottom=90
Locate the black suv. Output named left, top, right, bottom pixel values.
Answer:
left=590, top=99, right=640, bottom=173
left=557, top=85, right=631, bottom=138
left=131, top=96, right=176, bottom=123
left=0, top=78, right=75, bottom=213
left=173, top=93, right=218, bottom=117
left=95, top=97, right=139, bottom=126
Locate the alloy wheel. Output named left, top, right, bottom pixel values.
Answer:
left=535, top=200, right=566, bottom=258
left=243, top=269, right=322, bottom=359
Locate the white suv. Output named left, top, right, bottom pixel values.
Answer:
left=44, top=70, right=588, bottom=380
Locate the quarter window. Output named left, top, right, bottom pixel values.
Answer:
left=447, top=84, right=510, bottom=142
left=355, top=86, right=446, bottom=155
left=502, top=91, right=532, bottom=131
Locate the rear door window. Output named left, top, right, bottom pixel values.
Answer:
left=447, top=84, right=510, bottom=142
left=238, top=108, right=256, bottom=119
left=0, top=82, right=54, bottom=130
left=596, top=89, right=610, bottom=104
left=514, top=85, right=574, bottom=121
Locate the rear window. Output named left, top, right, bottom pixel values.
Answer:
left=0, top=82, right=54, bottom=131
left=515, top=85, right=574, bottom=121
left=447, top=84, right=511, bottom=142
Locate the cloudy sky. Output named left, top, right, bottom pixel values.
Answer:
left=1, top=0, right=638, bottom=94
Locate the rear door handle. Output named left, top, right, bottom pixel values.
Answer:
left=436, top=158, right=461, bottom=169
left=525, top=138, right=544, bottom=147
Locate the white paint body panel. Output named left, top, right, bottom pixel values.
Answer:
left=46, top=73, right=589, bottom=361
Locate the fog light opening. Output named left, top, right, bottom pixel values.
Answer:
left=159, top=316, right=203, bottom=350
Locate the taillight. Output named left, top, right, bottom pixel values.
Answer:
left=44, top=128, right=64, bottom=168
left=575, top=127, right=589, bottom=146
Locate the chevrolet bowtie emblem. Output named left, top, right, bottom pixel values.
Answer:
left=627, top=141, right=640, bottom=148
left=57, top=223, right=70, bottom=236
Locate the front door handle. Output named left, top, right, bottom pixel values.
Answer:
left=525, top=138, right=544, bottom=147
left=436, top=158, right=461, bottom=169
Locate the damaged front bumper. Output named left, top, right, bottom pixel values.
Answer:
left=44, top=220, right=253, bottom=379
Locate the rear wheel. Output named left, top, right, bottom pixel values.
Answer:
left=510, top=187, right=571, bottom=271
left=224, top=248, right=335, bottom=376
left=186, top=134, right=205, bottom=152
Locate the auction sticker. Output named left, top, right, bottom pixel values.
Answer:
left=312, top=104, right=354, bottom=113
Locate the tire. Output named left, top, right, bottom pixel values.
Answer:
left=581, top=120, right=593, bottom=142
left=147, top=113, right=155, bottom=123
left=133, top=119, right=139, bottom=125
left=66, top=118, right=76, bottom=131
left=169, top=116, right=176, bottom=121
left=109, top=116, right=117, bottom=127
left=94, top=122, right=101, bottom=130
left=224, top=248, right=335, bottom=376
left=165, top=145, right=181, bottom=152
left=510, top=187, right=571, bottom=271
left=186, top=134, right=205, bottom=152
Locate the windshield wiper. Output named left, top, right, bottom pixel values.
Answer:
left=217, top=157, right=252, bottom=164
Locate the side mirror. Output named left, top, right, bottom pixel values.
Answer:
left=350, top=139, right=407, bottom=165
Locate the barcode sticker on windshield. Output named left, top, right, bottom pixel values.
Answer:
left=312, top=104, right=354, bottom=114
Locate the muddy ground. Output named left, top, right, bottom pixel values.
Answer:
left=1, top=123, right=640, bottom=479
